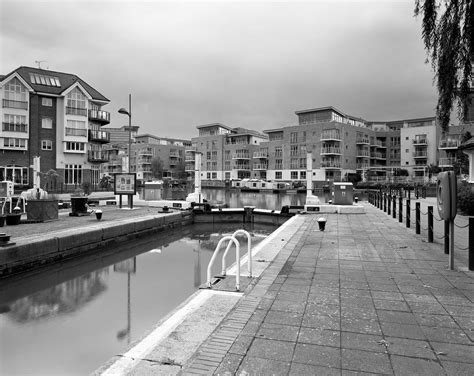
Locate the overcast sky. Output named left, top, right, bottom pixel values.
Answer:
left=1, top=0, right=438, bottom=139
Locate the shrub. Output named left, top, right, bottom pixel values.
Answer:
left=457, top=181, right=474, bottom=215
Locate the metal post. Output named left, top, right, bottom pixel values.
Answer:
left=428, top=206, right=433, bottom=243
left=449, top=220, right=454, bottom=270
left=392, top=195, right=396, bottom=219
left=444, top=220, right=450, bottom=255
left=415, top=202, right=420, bottom=234
left=406, top=199, right=410, bottom=228
left=387, top=195, right=391, bottom=215
left=469, top=217, right=474, bottom=271
left=383, top=193, right=387, bottom=212
left=399, top=196, right=402, bottom=223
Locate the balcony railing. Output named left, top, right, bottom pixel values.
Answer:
left=232, top=152, right=250, bottom=159
left=66, top=106, right=87, bottom=116
left=137, top=158, right=152, bottom=164
left=356, top=150, right=370, bottom=157
left=356, top=163, right=370, bottom=169
left=169, top=152, right=180, bottom=158
left=138, top=150, right=153, bottom=156
left=370, top=152, right=386, bottom=159
left=321, top=161, right=341, bottom=169
left=413, top=139, right=428, bottom=145
left=88, top=109, right=110, bottom=124
left=320, top=131, right=341, bottom=141
left=371, top=140, right=383, bottom=147
left=413, top=151, right=428, bottom=158
left=87, top=150, right=108, bottom=163
left=253, top=151, right=269, bottom=158
left=185, top=156, right=195, bottom=162
left=438, top=157, right=456, bottom=167
left=233, top=163, right=250, bottom=170
left=438, top=139, right=460, bottom=149
left=65, top=127, right=87, bottom=137
left=2, top=99, right=28, bottom=110
left=320, top=147, right=341, bottom=155
left=88, top=129, right=110, bottom=143
left=356, top=137, right=370, bottom=144
left=2, top=122, right=28, bottom=133
left=253, top=163, right=268, bottom=170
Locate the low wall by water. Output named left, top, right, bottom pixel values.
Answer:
left=0, top=212, right=193, bottom=277
left=193, top=207, right=293, bottom=226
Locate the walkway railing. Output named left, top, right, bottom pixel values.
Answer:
left=367, top=190, right=473, bottom=271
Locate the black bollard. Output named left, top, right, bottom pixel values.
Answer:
left=406, top=199, right=410, bottom=228
left=392, top=195, right=396, bottom=219
left=444, top=220, right=450, bottom=255
left=399, top=196, right=403, bottom=223
left=428, top=206, right=433, bottom=243
left=416, top=202, right=420, bottom=234
left=469, top=218, right=474, bottom=271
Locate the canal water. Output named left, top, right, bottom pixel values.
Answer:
left=0, top=222, right=277, bottom=375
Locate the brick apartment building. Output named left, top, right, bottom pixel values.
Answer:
left=0, top=66, right=111, bottom=191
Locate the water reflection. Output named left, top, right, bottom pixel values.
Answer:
left=0, top=222, right=277, bottom=375
left=5, top=268, right=109, bottom=323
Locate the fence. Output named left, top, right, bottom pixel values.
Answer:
left=367, top=190, right=473, bottom=271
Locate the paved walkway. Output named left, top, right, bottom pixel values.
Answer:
left=179, top=203, right=474, bottom=375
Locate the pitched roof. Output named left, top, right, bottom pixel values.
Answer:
left=1, top=66, right=109, bottom=102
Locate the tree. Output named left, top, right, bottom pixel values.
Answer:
left=414, top=0, right=473, bottom=132
left=453, top=130, right=472, bottom=174
left=174, top=160, right=187, bottom=180
left=151, top=157, right=164, bottom=179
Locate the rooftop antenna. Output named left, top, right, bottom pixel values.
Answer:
left=35, top=60, right=47, bottom=69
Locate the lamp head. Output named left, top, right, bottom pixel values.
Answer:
left=118, top=108, right=130, bottom=116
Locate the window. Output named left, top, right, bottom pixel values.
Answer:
left=291, top=171, right=298, bottom=179
left=66, top=120, right=86, bottom=136
left=65, top=164, right=82, bottom=185
left=275, top=146, right=282, bottom=157
left=300, top=158, right=306, bottom=168
left=275, top=171, right=282, bottom=179
left=41, top=140, right=53, bottom=150
left=225, top=150, right=231, bottom=160
left=290, top=158, right=299, bottom=169
left=3, top=138, right=27, bottom=149
left=275, top=159, right=283, bottom=169
left=301, top=132, right=306, bottom=142
left=3, top=114, right=27, bottom=132
left=65, top=142, right=85, bottom=152
left=206, top=151, right=211, bottom=160
left=42, top=117, right=53, bottom=129
left=290, top=145, right=299, bottom=156
left=4, top=77, right=27, bottom=102
left=207, top=172, right=211, bottom=179
left=66, top=87, right=87, bottom=116
left=290, top=132, right=298, bottom=143
left=300, top=171, right=306, bottom=179
left=212, top=172, right=217, bottom=179
left=42, top=97, right=53, bottom=106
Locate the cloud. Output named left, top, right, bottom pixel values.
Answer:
left=0, top=0, right=437, bottom=139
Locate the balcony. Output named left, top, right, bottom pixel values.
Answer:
left=87, top=150, right=108, bottom=163
left=439, top=139, right=460, bottom=149
left=370, top=152, right=386, bottom=159
left=232, top=152, right=250, bottom=160
left=356, top=150, right=370, bottom=158
left=439, top=157, right=455, bottom=167
left=185, top=163, right=195, bottom=172
left=320, top=131, right=341, bottom=141
left=356, top=137, right=370, bottom=145
left=137, top=158, right=151, bottom=165
left=2, top=122, right=28, bottom=133
left=66, top=106, right=87, bottom=116
left=413, top=151, right=428, bottom=158
left=356, top=163, right=370, bottom=169
left=88, top=129, right=110, bottom=143
left=169, top=152, right=180, bottom=158
left=2, top=99, right=28, bottom=110
left=65, top=127, right=87, bottom=137
left=371, top=140, right=383, bottom=147
left=412, top=139, right=428, bottom=146
left=320, top=147, right=341, bottom=155
left=253, top=163, right=268, bottom=170
left=88, top=109, right=110, bottom=124
left=233, top=163, right=251, bottom=170
left=138, top=149, right=153, bottom=156
left=321, top=159, right=341, bottom=169
left=185, top=155, right=195, bottom=162
left=253, top=151, right=268, bottom=159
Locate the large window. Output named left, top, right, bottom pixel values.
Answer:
left=65, top=142, right=85, bottom=152
left=275, top=146, right=282, bottom=157
left=41, top=140, right=53, bottom=150
left=275, top=171, right=282, bottom=179
left=290, top=132, right=298, bottom=143
left=0, top=166, right=29, bottom=185
left=42, top=97, right=53, bottom=106
left=291, top=171, right=298, bottom=179
left=3, top=114, right=27, bottom=132
left=3, top=138, right=27, bottom=149
left=66, top=87, right=87, bottom=116
left=4, top=78, right=27, bottom=102
left=290, top=145, right=299, bottom=156
left=42, top=118, right=53, bottom=129
left=65, top=164, right=83, bottom=185
left=66, top=120, right=87, bottom=136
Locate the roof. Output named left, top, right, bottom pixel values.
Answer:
left=196, top=123, right=233, bottom=131
left=229, top=127, right=268, bottom=138
left=458, top=137, right=474, bottom=150
left=1, top=66, right=109, bottom=102
left=295, top=106, right=347, bottom=117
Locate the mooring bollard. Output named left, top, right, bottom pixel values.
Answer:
left=383, top=193, right=387, bottom=212
left=387, top=195, right=391, bottom=215
left=317, top=217, right=327, bottom=231
left=469, top=217, right=474, bottom=271
left=428, top=206, right=433, bottom=243
left=392, top=195, right=396, bottom=219
left=399, top=196, right=403, bottom=223
left=416, top=202, right=420, bottom=234
left=406, top=199, right=410, bottom=228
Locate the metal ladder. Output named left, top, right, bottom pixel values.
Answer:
left=206, top=229, right=252, bottom=291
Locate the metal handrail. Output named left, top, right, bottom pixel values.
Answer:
left=222, top=230, right=252, bottom=278
left=206, top=235, right=240, bottom=291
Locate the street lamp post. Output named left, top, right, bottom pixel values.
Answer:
left=118, top=94, right=133, bottom=209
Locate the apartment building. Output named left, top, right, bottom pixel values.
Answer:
left=188, top=123, right=268, bottom=182
left=190, top=107, right=441, bottom=185
left=0, top=66, right=110, bottom=190
left=132, top=134, right=192, bottom=183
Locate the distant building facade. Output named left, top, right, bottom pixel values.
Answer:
left=0, top=66, right=110, bottom=191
